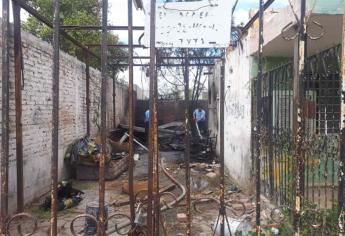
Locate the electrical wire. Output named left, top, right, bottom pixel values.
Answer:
left=162, top=0, right=217, bottom=12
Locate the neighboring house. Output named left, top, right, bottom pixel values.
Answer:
left=209, top=0, right=344, bottom=208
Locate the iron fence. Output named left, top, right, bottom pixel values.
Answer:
left=258, top=45, right=342, bottom=211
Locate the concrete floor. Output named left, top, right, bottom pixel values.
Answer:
left=9, top=151, right=258, bottom=235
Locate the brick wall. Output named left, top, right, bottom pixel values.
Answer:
left=0, top=25, right=129, bottom=211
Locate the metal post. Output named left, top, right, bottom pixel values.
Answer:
left=268, top=73, right=274, bottom=198
left=85, top=50, right=90, bottom=136
left=153, top=64, right=160, bottom=236
left=148, top=0, right=157, bottom=234
left=293, top=0, right=306, bottom=235
left=127, top=0, right=136, bottom=227
left=219, top=60, right=226, bottom=236
left=256, top=0, right=264, bottom=234
left=51, top=0, right=60, bottom=234
left=339, top=2, right=345, bottom=234
left=184, top=50, right=191, bottom=235
left=98, top=0, right=108, bottom=235
left=12, top=0, right=24, bottom=213
left=1, top=0, right=10, bottom=232
left=112, top=69, right=116, bottom=128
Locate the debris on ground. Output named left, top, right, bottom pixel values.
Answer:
left=75, top=156, right=129, bottom=181
left=177, top=213, right=188, bottom=222
left=122, top=180, right=150, bottom=195
left=41, top=181, right=84, bottom=211
left=65, top=134, right=130, bottom=181
left=64, top=137, right=101, bottom=165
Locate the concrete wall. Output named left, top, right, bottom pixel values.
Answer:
left=210, top=37, right=253, bottom=189
left=0, top=26, right=129, bottom=211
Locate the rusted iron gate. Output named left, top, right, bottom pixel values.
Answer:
left=253, top=0, right=345, bottom=234
left=0, top=0, right=233, bottom=235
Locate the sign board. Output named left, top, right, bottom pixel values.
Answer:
left=145, top=0, right=233, bottom=48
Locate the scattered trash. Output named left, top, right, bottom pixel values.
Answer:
left=41, top=181, right=84, bottom=211
left=206, top=172, right=218, bottom=178
left=177, top=213, right=188, bottom=222
left=203, top=190, right=213, bottom=195
left=76, top=157, right=129, bottom=181
left=65, top=137, right=100, bottom=165
left=271, top=227, right=280, bottom=235
left=228, top=185, right=241, bottom=193
left=134, top=153, right=140, bottom=161
left=85, top=201, right=109, bottom=235
left=122, top=180, right=151, bottom=195
left=212, top=216, right=252, bottom=236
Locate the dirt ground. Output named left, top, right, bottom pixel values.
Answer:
left=10, top=151, right=261, bottom=235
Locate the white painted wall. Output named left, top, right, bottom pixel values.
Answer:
left=223, top=37, right=252, bottom=189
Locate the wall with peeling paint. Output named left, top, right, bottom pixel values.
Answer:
left=223, top=37, right=253, bottom=189
left=0, top=26, right=131, bottom=212
left=209, top=37, right=253, bottom=189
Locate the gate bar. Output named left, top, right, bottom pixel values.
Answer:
left=255, top=0, right=264, bottom=234
left=1, top=0, right=10, bottom=232
left=147, top=0, right=157, bottom=234
left=112, top=68, right=116, bottom=129
left=154, top=66, right=160, bottom=235
left=98, top=0, right=108, bottom=234
left=339, top=1, right=345, bottom=233
left=184, top=49, right=191, bottom=235
left=50, top=0, right=60, bottom=234
left=292, top=0, right=307, bottom=235
left=12, top=0, right=24, bottom=213
left=128, top=0, right=136, bottom=227
left=61, top=25, right=144, bottom=31
left=85, top=50, right=91, bottom=136
left=12, top=0, right=100, bottom=60
left=219, top=59, right=226, bottom=235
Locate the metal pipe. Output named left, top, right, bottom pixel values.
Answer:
left=113, top=63, right=216, bottom=67
left=153, top=61, right=160, bottom=236
left=112, top=69, right=116, bottom=129
left=85, top=50, right=91, bottom=136
left=256, top=0, right=264, bottom=234
left=86, top=44, right=145, bottom=48
left=241, top=0, right=275, bottom=35
left=127, top=0, right=136, bottom=228
left=339, top=2, right=345, bottom=234
left=268, top=73, right=274, bottom=198
left=219, top=61, right=226, bottom=236
left=96, top=55, right=222, bottom=60
left=184, top=49, right=191, bottom=236
left=98, top=0, right=108, bottom=235
left=50, top=0, right=60, bottom=235
left=12, top=0, right=24, bottom=213
left=292, top=0, right=307, bottom=235
left=122, top=132, right=148, bottom=151
left=60, top=25, right=144, bottom=31
left=1, top=0, right=10, bottom=233
left=12, top=0, right=100, bottom=60
left=148, top=0, right=157, bottom=234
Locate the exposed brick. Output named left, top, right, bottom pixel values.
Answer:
left=0, top=23, right=138, bottom=212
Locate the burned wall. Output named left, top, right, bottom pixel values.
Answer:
left=135, top=100, right=208, bottom=127
left=0, top=26, right=129, bottom=211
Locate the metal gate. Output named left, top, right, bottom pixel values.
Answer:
left=257, top=45, right=343, bottom=233
left=0, top=0, right=227, bottom=235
